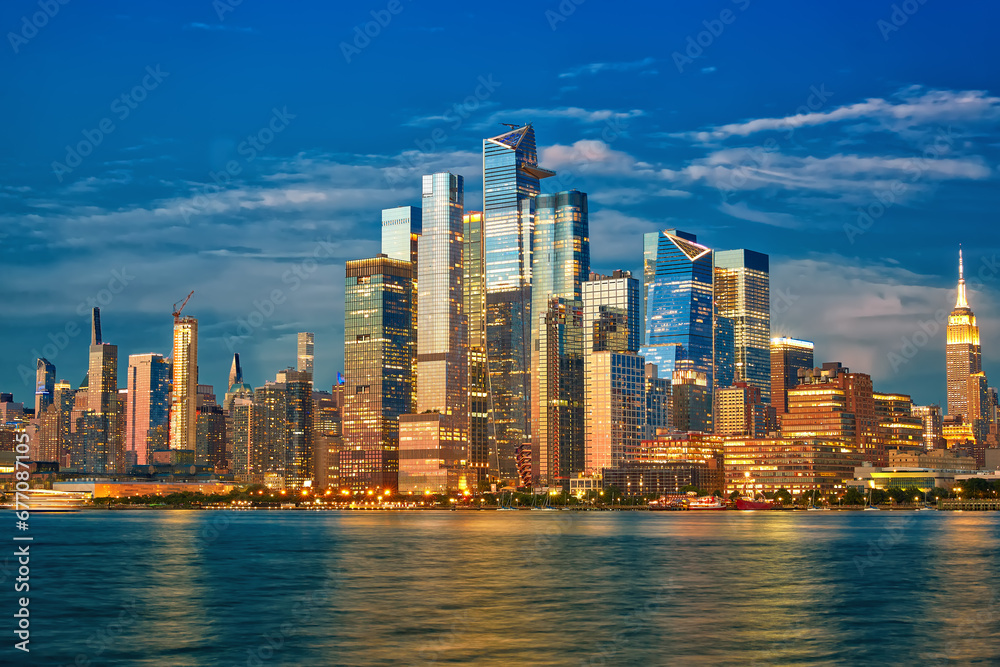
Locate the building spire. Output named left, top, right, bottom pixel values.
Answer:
left=956, top=246, right=968, bottom=309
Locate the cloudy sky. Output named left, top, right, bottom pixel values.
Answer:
left=1, top=0, right=997, bottom=407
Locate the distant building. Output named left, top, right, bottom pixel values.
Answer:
left=586, top=351, right=646, bottom=473
left=34, top=358, right=55, bottom=416
left=713, top=249, right=770, bottom=401
left=170, top=312, right=198, bottom=451
left=724, top=438, right=862, bottom=497
left=464, top=210, right=490, bottom=489
left=873, top=392, right=923, bottom=452
left=399, top=172, right=469, bottom=494
left=125, top=353, right=170, bottom=466
left=770, top=337, right=814, bottom=415
left=912, top=404, right=945, bottom=450
left=276, top=368, right=313, bottom=488
left=297, top=332, right=315, bottom=376
left=947, top=249, right=983, bottom=419
left=715, top=382, right=773, bottom=438
left=342, top=255, right=413, bottom=491
left=644, top=364, right=671, bottom=440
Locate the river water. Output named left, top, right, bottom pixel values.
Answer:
left=8, top=510, right=1000, bottom=665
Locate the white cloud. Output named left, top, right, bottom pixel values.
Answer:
left=558, top=58, right=656, bottom=78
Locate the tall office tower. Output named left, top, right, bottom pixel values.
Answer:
left=230, top=396, right=254, bottom=481
left=342, top=255, right=413, bottom=491
left=253, top=382, right=289, bottom=487
left=313, top=389, right=343, bottom=488
left=297, top=332, right=315, bottom=376
left=196, top=405, right=226, bottom=468
left=947, top=249, right=983, bottom=417
left=770, top=337, right=815, bottom=415
left=37, top=380, right=73, bottom=463
left=714, top=249, right=771, bottom=401
left=530, top=190, right=590, bottom=490
left=714, top=309, right=735, bottom=389
left=644, top=364, right=671, bottom=439
left=382, top=206, right=422, bottom=412
left=170, top=311, right=198, bottom=450
left=967, top=371, right=990, bottom=444
left=84, top=308, right=123, bottom=472
left=125, top=353, right=170, bottom=466
left=464, top=210, right=491, bottom=489
left=587, top=351, right=646, bottom=473
left=35, top=358, right=55, bottom=416
left=714, top=382, right=772, bottom=438
left=670, top=369, right=712, bottom=433
left=912, top=404, right=945, bottom=450
left=399, top=172, right=469, bottom=493
left=483, top=124, right=555, bottom=483
left=641, top=229, right=714, bottom=392
left=582, top=270, right=641, bottom=468
left=532, top=297, right=586, bottom=489
left=276, top=368, right=314, bottom=487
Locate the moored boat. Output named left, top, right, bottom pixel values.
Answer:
left=2, top=489, right=89, bottom=512
left=736, top=497, right=778, bottom=511
left=687, top=496, right=726, bottom=511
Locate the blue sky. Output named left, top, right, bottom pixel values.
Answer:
left=1, top=0, right=998, bottom=407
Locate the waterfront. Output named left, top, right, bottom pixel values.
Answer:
left=12, top=511, right=1000, bottom=665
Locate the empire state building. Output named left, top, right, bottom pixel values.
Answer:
left=946, top=248, right=982, bottom=417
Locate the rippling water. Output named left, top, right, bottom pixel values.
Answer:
left=8, top=510, right=1000, bottom=665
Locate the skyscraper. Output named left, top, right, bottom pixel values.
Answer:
left=382, top=205, right=422, bottom=411
left=342, top=255, right=413, bottom=491
left=170, top=312, right=198, bottom=450
left=277, top=368, right=314, bottom=488
left=641, top=230, right=714, bottom=428
left=582, top=270, right=642, bottom=468
left=297, top=332, right=315, bottom=376
left=126, top=353, right=170, bottom=466
left=714, top=308, right=735, bottom=390
left=587, top=351, right=646, bottom=473
left=253, top=382, right=288, bottom=486
left=531, top=190, right=590, bottom=489
left=770, top=337, right=815, bottom=415
left=947, top=249, right=983, bottom=418
left=713, top=249, right=771, bottom=401
left=34, top=358, right=55, bottom=416
left=399, top=172, right=468, bottom=493
left=86, top=308, right=123, bottom=472
left=464, top=210, right=491, bottom=488
left=483, top=124, right=555, bottom=484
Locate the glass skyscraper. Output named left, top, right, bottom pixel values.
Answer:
left=342, top=255, right=413, bottom=490
left=483, top=124, right=555, bottom=482
left=126, top=353, right=170, bottom=466
left=34, top=358, right=55, bottom=416
left=170, top=313, right=198, bottom=451
left=641, top=230, right=714, bottom=386
left=464, top=211, right=491, bottom=489
left=531, top=190, right=589, bottom=490
left=398, top=172, right=468, bottom=493
left=276, top=368, right=314, bottom=488
left=382, top=206, right=421, bottom=412
left=713, top=249, right=771, bottom=401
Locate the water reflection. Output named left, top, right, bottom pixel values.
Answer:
left=24, top=511, right=1000, bottom=665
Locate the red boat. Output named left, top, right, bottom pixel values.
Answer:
left=736, top=498, right=778, bottom=510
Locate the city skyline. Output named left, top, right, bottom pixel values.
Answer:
left=2, top=2, right=999, bottom=408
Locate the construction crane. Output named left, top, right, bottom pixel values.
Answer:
left=172, top=290, right=194, bottom=322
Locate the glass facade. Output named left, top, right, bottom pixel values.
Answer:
left=297, top=332, right=314, bottom=375
left=713, top=249, right=771, bottom=401
left=587, top=351, right=646, bottom=473
left=126, top=353, right=170, bottom=466
left=34, top=358, right=55, bottom=415
left=483, top=124, right=555, bottom=484
left=769, top=337, right=814, bottom=414
left=276, top=368, right=314, bottom=488
left=170, top=316, right=198, bottom=450
left=399, top=173, right=468, bottom=493
left=464, top=211, right=490, bottom=488
left=342, top=256, right=413, bottom=490
left=641, top=230, right=714, bottom=428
